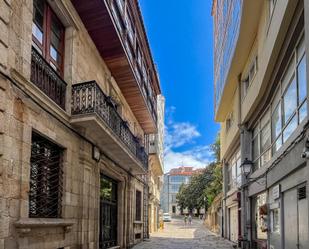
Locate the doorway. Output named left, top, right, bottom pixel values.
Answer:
left=100, top=175, right=118, bottom=249
left=283, top=184, right=308, bottom=249
left=172, top=205, right=176, bottom=214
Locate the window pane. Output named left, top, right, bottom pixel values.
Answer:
left=299, top=101, right=307, bottom=123
left=253, top=136, right=259, bottom=161
left=283, top=115, right=297, bottom=143
left=231, top=164, right=236, bottom=187
left=261, top=122, right=271, bottom=153
left=50, top=45, right=62, bottom=66
left=297, top=36, right=305, bottom=62
left=272, top=136, right=282, bottom=154
left=261, top=109, right=270, bottom=128
left=283, top=78, right=297, bottom=124
left=33, top=0, right=44, bottom=30
left=282, top=58, right=295, bottom=91
left=298, top=55, right=307, bottom=103
left=32, top=23, right=43, bottom=44
left=236, top=156, right=241, bottom=186
left=261, top=149, right=271, bottom=167
left=271, top=103, right=281, bottom=141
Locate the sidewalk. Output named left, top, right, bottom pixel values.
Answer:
left=133, top=218, right=234, bottom=249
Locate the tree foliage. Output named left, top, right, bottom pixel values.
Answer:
left=176, top=133, right=222, bottom=212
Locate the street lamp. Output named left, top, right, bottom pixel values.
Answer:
left=241, top=158, right=253, bottom=178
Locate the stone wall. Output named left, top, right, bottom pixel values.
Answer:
left=0, top=0, right=150, bottom=248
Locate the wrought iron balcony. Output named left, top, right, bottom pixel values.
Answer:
left=71, top=81, right=148, bottom=172
left=30, top=47, right=67, bottom=109
left=71, top=0, right=160, bottom=133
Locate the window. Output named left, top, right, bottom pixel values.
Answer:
left=29, top=132, right=64, bottom=218
left=226, top=112, right=233, bottom=132
left=135, top=190, right=142, bottom=221
left=170, top=184, right=181, bottom=193
left=126, top=11, right=135, bottom=45
left=32, top=0, right=65, bottom=74
left=242, top=56, right=258, bottom=98
left=252, top=34, right=306, bottom=171
left=227, top=150, right=241, bottom=190
left=252, top=110, right=271, bottom=170
left=272, top=35, right=307, bottom=151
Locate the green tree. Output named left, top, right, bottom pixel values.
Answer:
left=175, top=135, right=223, bottom=212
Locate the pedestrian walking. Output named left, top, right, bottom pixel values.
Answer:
left=184, top=214, right=188, bottom=227
left=188, top=214, right=192, bottom=225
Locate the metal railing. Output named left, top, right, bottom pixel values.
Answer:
left=71, top=81, right=148, bottom=170
left=30, top=47, right=67, bottom=109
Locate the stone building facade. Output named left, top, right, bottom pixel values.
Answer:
left=147, top=95, right=165, bottom=233
left=0, top=0, right=161, bottom=248
left=204, top=193, right=222, bottom=236
left=213, top=0, right=309, bottom=249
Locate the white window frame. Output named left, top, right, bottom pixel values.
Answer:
left=252, top=32, right=307, bottom=171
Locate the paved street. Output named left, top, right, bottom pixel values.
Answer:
left=133, top=217, right=234, bottom=249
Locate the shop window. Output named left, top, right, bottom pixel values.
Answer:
left=135, top=190, right=142, bottom=221
left=29, top=132, right=64, bottom=218
left=255, top=193, right=267, bottom=240
left=32, top=0, right=65, bottom=75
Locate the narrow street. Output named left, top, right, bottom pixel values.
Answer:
left=133, top=217, right=234, bottom=249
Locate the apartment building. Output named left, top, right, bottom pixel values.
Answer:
left=0, top=0, right=162, bottom=248
left=160, top=166, right=195, bottom=215
left=148, top=95, right=165, bottom=233
left=213, top=0, right=309, bottom=248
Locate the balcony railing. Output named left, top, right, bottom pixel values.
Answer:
left=71, top=81, right=148, bottom=169
left=30, top=47, right=67, bottom=109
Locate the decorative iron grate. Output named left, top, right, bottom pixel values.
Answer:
left=29, top=132, right=63, bottom=218
left=30, top=47, right=67, bottom=109
left=298, top=185, right=306, bottom=200
left=71, top=81, right=148, bottom=170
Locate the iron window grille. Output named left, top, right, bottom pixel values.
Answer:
left=29, top=132, right=64, bottom=218
left=135, top=190, right=142, bottom=221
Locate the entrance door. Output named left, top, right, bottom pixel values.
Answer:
left=172, top=206, right=176, bottom=214
left=283, top=185, right=308, bottom=249
left=229, top=206, right=238, bottom=243
left=100, top=175, right=118, bottom=249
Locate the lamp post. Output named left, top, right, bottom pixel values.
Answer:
left=240, top=158, right=253, bottom=249
left=241, top=158, right=253, bottom=179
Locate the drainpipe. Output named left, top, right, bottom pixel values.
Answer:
left=238, top=75, right=252, bottom=249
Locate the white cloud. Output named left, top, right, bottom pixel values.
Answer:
left=165, top=122, right=200, bottom=150
left=163, top=107, right=214, bottom=173
left=164, top=147, right=212, bottom=172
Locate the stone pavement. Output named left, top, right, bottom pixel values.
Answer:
left=133, top=217, right=235, bottom=249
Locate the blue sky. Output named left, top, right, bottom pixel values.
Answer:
left=139, top=0, right=219, bottom=172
